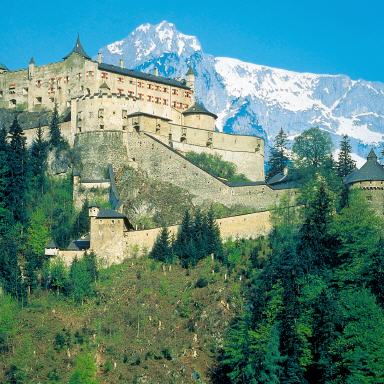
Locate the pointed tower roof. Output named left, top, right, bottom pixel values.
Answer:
left=183, top=101, right=217, bottom=119
left=63, top=35, right=91, bottom=60
left=186, top=66, right=195, bottom=76
left=0, top=62, right=8, bottom=71
left=99, top=82, right=110, bottom=91
left=345, top=149, right=384, bottom=184
left=29, top=57, right=35, bottom=65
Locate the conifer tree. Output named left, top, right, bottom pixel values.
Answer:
left=337, top=135, right=356, bottom=177
left=29, top=124, right=48, bottom=193
left=0, top=125, right=10, bottom=208
left=174, top=210, right=193, bottom=266
left=205, top=208, right=224, bottom=261
left=49, top=103, right=62, bottom=148
left=69, top=257, right=94, bottom=304
left=150, top=227, right=172, bottom=263
left=297, top=177, right=334, bottom=271
left=7, top=116, right=27, bottom=223
left=267, top=128, right=289, bottom=179
left=73, top=199, right=90, bottom=238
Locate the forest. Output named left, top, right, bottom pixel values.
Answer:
left=1, top=108, right=384, bottom=383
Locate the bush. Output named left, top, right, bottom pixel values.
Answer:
left=195, top=277, right=209, bottom=288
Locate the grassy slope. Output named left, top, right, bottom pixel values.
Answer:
left=0, top=258, right=243, bottom=384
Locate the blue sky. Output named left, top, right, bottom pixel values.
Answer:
left=1, top=0, right=383, bottom=81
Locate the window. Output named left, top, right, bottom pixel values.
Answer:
left=129, top=80, right=134, bottom=85
left=155, top=85, right=161, bottom=91
left=22, top=87, right=28, bottom=95
left=9, top=99, right=16, bottom=107
left=98, top=108, right=104, bottom=118
left=101, top=72, right=108, bottom=79
left=9, top=85, right=16, bottom=94
left=128, top=90, right=134, bottom=97
left=155, top=97, right=161, bottom=104
left=163, top=87, right=168, bottom=93
left=0, top=90, right=3, bottom=98
left=137, top=81, right=143, bottom=88
left=117, top=88, right=123, bottom=95
left=76, top=73, right=82, bottom=80
left=35, top=96, right=42, bottom=104
left=36, top=80, right=42, bottom=88
left=99, top=125, right=104, bottom=130
left=122, top=125, right=127, bottom=131
left=87, top=71, right=94, bottom=77
left=147, top=95, right=152, bottom=102
left=172, top=88, right=178, bottom=95
left=49, top=97, right=55, bottom=103
left=172, top=101, right=177, bottom=108
left=147, top=83, right=153, bottom=90
left=185, top=91, right=191, bottom=98
left=138, top=93, right=144, bottom=100
left=118, top=77, right=124, bottom=83
left=65, top=76, right=69, bottom=83
left=122, top=110, right=127, bottom=119
left=163, top=99, right=168, bottom=105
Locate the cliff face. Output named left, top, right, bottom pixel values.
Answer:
left=98, top=21, right=384, bottom=164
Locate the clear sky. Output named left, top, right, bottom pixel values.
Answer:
left=1, top=0, right=383, bottom=82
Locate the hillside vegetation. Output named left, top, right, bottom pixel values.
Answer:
left=0, top=255, right=249, bottom=384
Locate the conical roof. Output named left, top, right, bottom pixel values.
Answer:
left=0, top=62, right=8, bottom=71
left=345, top=149, right=384, bottom=184
left=186, top=66, right=195, bottom=76
left=63, top=35, right=91, bottom=60
left=183, top=101, right=217, bottom=119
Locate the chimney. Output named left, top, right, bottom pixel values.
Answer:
left=97, top=51, right=103, bottom=64
left=153, top=67, right=159, bottom=76
left=119, top=58, right=125, bottom=68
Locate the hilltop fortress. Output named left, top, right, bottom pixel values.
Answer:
left=1, top=37, right=298, bottom=264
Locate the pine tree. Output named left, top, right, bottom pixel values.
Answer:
left=150, top=227, right=172, bottom=263
left=297, top=177, right=334, bottom=272
left=0, top=125, right=10, bottom=208
left=29, top=124, right=48, bottom=193
left=49, top=103, right=62, bottom=148
left=69, top=257, right=94, bottom=304
left=174, top=210, right=193, bottom=266
left=73, top=199, right=90, bottom=238
left=7, top=116, right=27, bottom=223
left=267, top=128, right=289, bottom=180
left=337, top=135, right=356, bottom=177
left=205, top=208, right=224, bottom=261
left=84, top=251, right=98, bottom=283
left=192, top=209, right=207, bottom=262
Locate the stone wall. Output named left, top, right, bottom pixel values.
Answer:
left=350, top=181, right=384, bottom=216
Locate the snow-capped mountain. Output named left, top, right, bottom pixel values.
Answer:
left=98, top=21, right=384, bottom=163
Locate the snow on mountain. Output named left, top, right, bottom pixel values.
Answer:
left=97, top=21, right=384, bottom=159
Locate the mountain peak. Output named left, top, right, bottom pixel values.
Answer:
left=101, top=21, right=201, bottom=67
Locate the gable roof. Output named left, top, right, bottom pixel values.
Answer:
left=182, top=102, right=218, bottom=119
left=345, top=149, right=384, bottom=184
left=98, top=62, right=190, bottom=89
left=63, top=36, right=91, bottom=61
left=96, top=209, right=127, bottom=219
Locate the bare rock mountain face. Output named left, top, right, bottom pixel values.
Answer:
left=98, top=21, right=384, bottom=163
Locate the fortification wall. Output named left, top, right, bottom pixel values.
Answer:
left=350, top=181, right=384, bottom=216
left=74, top=130, right=129, bottom=179
left=23, top=121, right=72, bottom=145
left=125, top=130, right=294, bottom=210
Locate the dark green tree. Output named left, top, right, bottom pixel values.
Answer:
left=0, top=125, right=10, bottom=208
left=267, top=128, right=289, bottom=180
left=205, top=208, right=224, bottom=261
left=297, top=177, right=335, bottom=272
left=49, top=103, right=62, bottom=148
left=69, top=257, right=94, bottom=304
left=150, top=227, right=173, bottom=263
left=7, top=116, right=27, bottom=223
left=337, top=135, right=356, bottom=178
left=174, top=210, right=193, bottom=266
left=72, top=199, right=90, bottom=238
left=292, top=127, right=332, bottom=170
left=84, top=251, right=98, bottom=283
left=29, top=124, right=48, bottom=194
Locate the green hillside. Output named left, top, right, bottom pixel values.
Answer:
left=0, top=256, right=245, bottom=384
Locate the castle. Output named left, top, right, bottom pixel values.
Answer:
left=0, top=37, right=264, bottom=181
left=0, top=37, right=324, bottom=264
